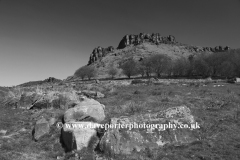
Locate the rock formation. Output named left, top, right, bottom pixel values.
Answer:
left=185, top=45, right=230, bottom=53
left=87, top=32, right=231, bottom=65
left=88, top=46, right=115, bottom=65
left=117, top=32, right=177, bottom=49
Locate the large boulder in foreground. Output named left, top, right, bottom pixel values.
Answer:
left=99, top=106, right=199, bottom=156
left=61, top=121, right=100, bottom=152
left=33, top=118, right=50, bottom=141
left=64, top=97, right=105, bottom=123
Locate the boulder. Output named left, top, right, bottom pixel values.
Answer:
left=61, top=121, right=99, bottom=152
left=19, top=92, right=42, bottom=109
left=49, top=117, right=56, bottom=126
left=148, top=77, right=156, bottom=84
left=144, top=33, right=151, bottom=40
left=29, top=91, right=80, bottom=110
left=131, top=79, right=146, bottom=84
left=108, top=46, right=114, bottom=52
left=224, top=46, right=230, bottom=50
left=95, top=79, right=100, bottom=84
left=99, top=106, right=198, bottom=156
left=81, top=90, right=96, bottom=97
left=0, top=130, right=7, bottom=136
left=168, top=35, right=175, bottom=42
left=31, top=98, right=50, bottom=109
left=96, top=92, right=105, bottom=98
left=64, top=97, right=105, bottom=123
left=236, top=78, right=240, bottom=83
left=33, top=118, right=50, bottom=141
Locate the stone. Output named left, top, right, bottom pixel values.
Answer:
left=144, top=33, right=151, bottom=40
left=44, top=77, right=62, bottom=83
left=95, top=79, right=100, bottom=84
left=236, top=78, right=240, bottom=82
left=148, top=78, right=156, bottom=84
left=81, top=90, right=105, bottom=99
left=19, top=92, right=41, bottom=109
left=131, top=79, right=146, bottom=84
left=61, top=121, right=99, bottom=152
left=0, top=130, right=7, bottom=136
left=224, top=46, right=230, bottom=50
left=49, top=117, right=56, bottom=126
left=33, top=118, right=50, bottom=141
left=99, top=106, right=198, bottom=156
left=168, top=35, right=175, bottom=42
left=81, top=90, right=97, bottom=98
left=96, top=92, right=105, bottom=98
left=64, top=98, right=105, bottom=123
left=19, top=128, right=27, bottom=132
left=108, top=46, right=114, bottom=52
left=31, top=99, right=50, bottom=109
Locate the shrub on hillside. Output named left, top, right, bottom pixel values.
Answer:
left=193, top=56, right=211, bottom=77
left=148, top=54, right=172, bottom=77
left=107, top=65, right=119, bottom=79
left=172, top=57, right=191, bottom=77
left=136, top=63, right=146, bottom=77
left=120, top=59, right=138, bottom=78
left=203, top=49, right=240, bottom=77
left=74, top=65, right=97, bottom=80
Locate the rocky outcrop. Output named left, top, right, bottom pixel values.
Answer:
left=43, top=77, right=62, bottom=83
left=88, top=46, right=115, bottom=65
left=99, top=106, right=199, bottom=156
left=86, top=33, right=232, bottom=67
left=117, top=33, right=176, bottom=49
left=185, top=45, right=230, bottom=53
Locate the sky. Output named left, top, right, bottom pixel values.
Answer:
left=0, top=0, right=240, bottom=86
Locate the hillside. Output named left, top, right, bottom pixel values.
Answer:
left=18, top=77, right=62, bottom=87
left=79, top=33, right=231, bottom=79
left=92, top=42, right=212, bottom=78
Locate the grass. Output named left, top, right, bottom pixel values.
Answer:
left=1, top=80, right=240, bottom=159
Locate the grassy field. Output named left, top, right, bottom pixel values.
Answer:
left=0, top=80, right=240, bottom=160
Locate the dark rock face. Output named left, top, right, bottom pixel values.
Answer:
left=117, top=32, right=177, bottom=49
left=88, top=46, right=115, bottom=65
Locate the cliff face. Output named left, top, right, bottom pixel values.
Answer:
left=117, top=33, right=176, bottom=49
left=88, top=46, right=115, bottom=65
left=87, top=32, right=231, bottom=65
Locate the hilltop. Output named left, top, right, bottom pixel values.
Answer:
left=78, top=33, right=231, bottom=79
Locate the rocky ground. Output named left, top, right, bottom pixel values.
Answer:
left=0, top=79, right=240, bottom=160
